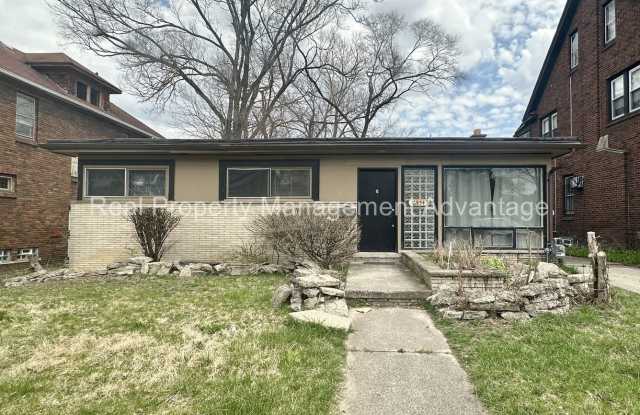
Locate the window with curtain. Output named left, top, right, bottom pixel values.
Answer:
left=444, top=167, right=545, bottom=249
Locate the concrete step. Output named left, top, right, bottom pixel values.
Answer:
left=351, top=252, right=401, bottom=264
left=345, top=262, right=431, bottom=308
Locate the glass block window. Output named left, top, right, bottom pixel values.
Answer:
left=402, top=167, right=436, bottom=249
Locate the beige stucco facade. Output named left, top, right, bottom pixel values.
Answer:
left=170, top=154, right=552, bottom=202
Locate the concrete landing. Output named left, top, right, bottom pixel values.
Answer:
left=345, top=262, right=431, bottom=305
left=341, top=308, right=486, bottom=415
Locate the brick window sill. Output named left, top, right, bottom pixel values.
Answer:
left=0, top=191, right=17, bottom=199
left=15, top=136, right=38, bottom=146
left=562, top=215, right=575, bottom=222
left=607, top=109, right=640, bottom=128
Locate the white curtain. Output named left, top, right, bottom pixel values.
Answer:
left=445, top=169, right=492, bottom=227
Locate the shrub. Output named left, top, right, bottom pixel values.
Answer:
left=481, top=256, right=508, bottom=273
left=566, top=245, right=589, bottom=257
left=232, top=241, right=271, bottom=264
left=250, top=208, right=360, bottom=269
left=450, top=239, right=483, bottom=270
left=127, top=207, right=181, bottom=262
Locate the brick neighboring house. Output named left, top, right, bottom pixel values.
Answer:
left=0, top=42, right=162, bottom=264
left=516, top=0, right=640, bottom=248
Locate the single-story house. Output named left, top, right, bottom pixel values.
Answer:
left=44, top=137, right=582, bottom=270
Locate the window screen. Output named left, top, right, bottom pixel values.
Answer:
left=271, top=168, right=311, bottom=197
left=228, top=169, right=270, bottom=198
left=86, top=169, right=126, bottom=197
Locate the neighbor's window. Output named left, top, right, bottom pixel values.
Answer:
left=0, top=250, right=10, bottom=263
left=604, top=1, right=616, bottom=44
left=17, top=248, right=38, bottom=261
left=570, top=31, right=579, bottom=69
left=227, top=167, right=312, bottom=198
left=630, top=66, right=640, bottom=112
left=84, top=166, right=169, bottom=198
left=564, top=176, right=575, bottom=215
left=76, top=81, right=88, bottom=100
left=444, top=167, right=545, bottom=249
left=71, top=157, right=79, bottom=178
left=90, top=87, right=100, bottom=106
left=611, top=75, right=625, bottom=119
left=0, top=175, right=14, bottom=192
left=541, top=112, right=558, bottom=137
left=16, top=93, right=36, bottom=139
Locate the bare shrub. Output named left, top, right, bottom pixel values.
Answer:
left=232, top=241, right=271, bottom=264
left=128, top=208, right=181, bottom=262
left=250, top=208, right=360, bottom=269
left=451, top=239, right=483, bottom=270
left=431, top=245, right=448, bottom=268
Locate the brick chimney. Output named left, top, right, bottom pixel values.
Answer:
left=470, top=128, right=487, bottom=138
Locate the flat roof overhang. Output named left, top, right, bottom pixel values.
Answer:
left=43, top=137, right=584, bottom=158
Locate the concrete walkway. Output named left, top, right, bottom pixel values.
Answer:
left=341, top=308, right=485, bottom=415
left=565, top=256, right=640, bottom=294
left=345, top=261, right=431, bottom=302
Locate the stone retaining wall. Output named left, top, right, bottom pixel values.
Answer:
left=68, top=202, right=356, bottom=270
left=401, top=251, right=508, bottom=291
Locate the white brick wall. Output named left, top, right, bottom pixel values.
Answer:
left=68, top=202, right=356, bottom=270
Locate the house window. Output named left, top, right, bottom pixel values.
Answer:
left=630, top=66, right=640, bottom=112
left=227, top=167, right=312, bottom=198
left=444, top=167, right=545, bottom=249
left=611, top=75, right=626, bottom=119
left=17, top=248, right=38, bottom=261
left=564, top=176, right=575, bottom=215
left=90, top=87, right=100, bottom=106
left=570, top=32, right=579, bottom=69
left=16, top=93, right=36, bottom=139
left=84, top=166, right=169, bottom=198
left=541, top=112, right=558, bottom=137
left=0, top=250, right=10, bottom=263
left=76, top=81, right=88, bottom=100
left=0, top=175, right=14, bottom=192
left=604, top=1, right=616, bottom=44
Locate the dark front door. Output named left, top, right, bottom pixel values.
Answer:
left=357, top=169, right=398, bottom=252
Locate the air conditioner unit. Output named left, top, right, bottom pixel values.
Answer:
left=570, top=175, right=584, bottom=191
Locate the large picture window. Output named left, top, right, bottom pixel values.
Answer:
left=444, top=167, right=545, bottom=249
left=84, top=166, right=169, bottom=198
left=226, top=166, right=313, bottom=199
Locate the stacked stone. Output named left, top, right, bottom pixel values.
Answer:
left=429, top=262, right=595, bottom=321
left=272, top=261, right=349, bottom=318
left=103, top=257, right=230, bottom=277
left=4, top=268, right=87, bottom=287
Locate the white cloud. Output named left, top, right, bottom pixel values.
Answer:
left=0, top=0, right=565, bottom=138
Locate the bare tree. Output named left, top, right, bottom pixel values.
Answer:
left=304, top=12, right=459, bottom=138
left=52, top=0, right=356, bottom=140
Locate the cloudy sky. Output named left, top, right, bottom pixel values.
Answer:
left=0, top=0, right=565, bottom=138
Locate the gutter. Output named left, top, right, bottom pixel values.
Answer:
left=0, top=67, right=160, bottom=138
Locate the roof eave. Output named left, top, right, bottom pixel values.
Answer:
left=43, top=139, right=585, bottom=159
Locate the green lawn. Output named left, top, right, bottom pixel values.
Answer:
left=567, top=246, right=640, bottom=266
left=433, top=290, right=640, bottom=414
left=0, top=274, right=347, bottom=415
